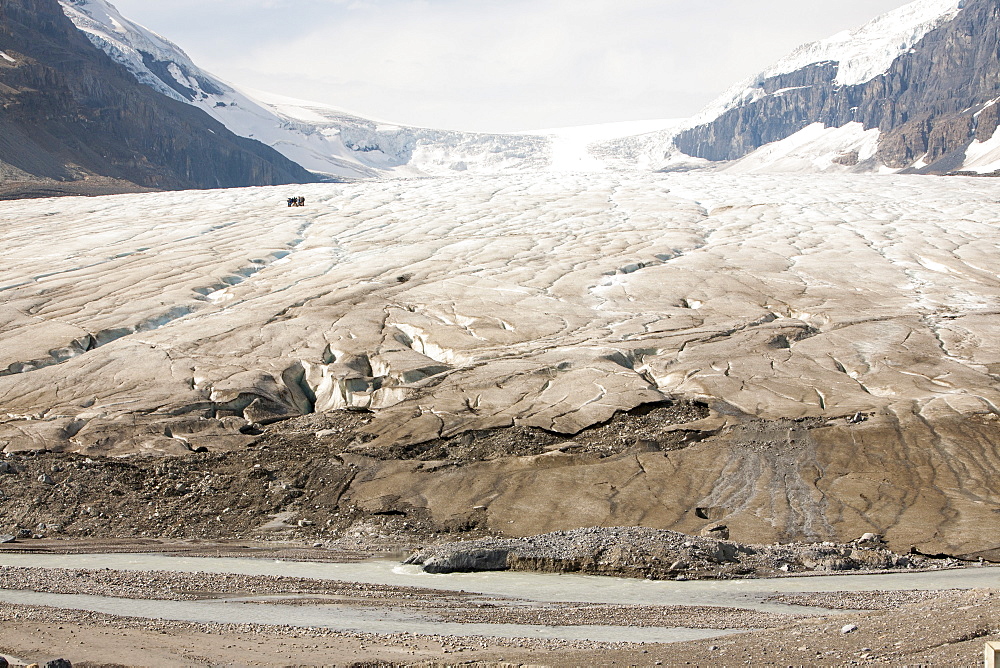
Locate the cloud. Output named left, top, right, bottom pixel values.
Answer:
left=110, top=0, right=916, bottom=132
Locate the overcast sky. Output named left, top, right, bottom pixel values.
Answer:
left=110, top=0, right=915, bottom=133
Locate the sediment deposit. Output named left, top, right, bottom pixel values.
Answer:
left=404, top=526, right=954, bottom=579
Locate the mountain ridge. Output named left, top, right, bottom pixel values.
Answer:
left=59, top=0, right=563, bottom=178
left=0, top=0, right=319, bottom=196
left=670, top=0, right=1000, bottom=175
left=5, top=0, right=999, bottom=192
left=58, top=0, right=693, bottom=179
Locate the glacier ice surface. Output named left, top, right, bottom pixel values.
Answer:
left=2, top=172, right=1000, bottom=454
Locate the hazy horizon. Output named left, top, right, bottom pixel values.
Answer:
left=110, top=0, right=917, bottom=133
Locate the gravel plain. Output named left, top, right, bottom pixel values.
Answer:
left=765, top=588, right=965, bottom=611
left=0, top=588, right=997, bottom=666
left=0, top=564, right=794, bottom=630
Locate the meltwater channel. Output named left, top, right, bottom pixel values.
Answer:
left=0, top=553, right=994, bottom=643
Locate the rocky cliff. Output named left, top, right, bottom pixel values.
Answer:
left=0, top=0, right=318, bottom=194
left=673, top=0, right=1000, bottom=173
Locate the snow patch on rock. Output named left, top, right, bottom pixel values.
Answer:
left=59, top=0, right=201, bottom=103
left=690, top=0, right=964, bottom=129
left=718, top=123, right=881, bottom=174
left=960, top=125, right=1000, bottom=174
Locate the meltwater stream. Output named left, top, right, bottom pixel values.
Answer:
left=0, top=554, right=994, bottom=643
left=0, top=589, right=728, bottom=644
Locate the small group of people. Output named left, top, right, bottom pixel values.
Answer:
left=286, top=196, right=306, bottom=207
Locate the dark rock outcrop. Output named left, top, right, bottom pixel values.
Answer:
left=674, top=0, right=1000, bottom=172
left=0, top=0, right=318, bottom=193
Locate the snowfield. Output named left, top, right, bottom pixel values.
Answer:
left=3, top=173, right=1000, bottom=459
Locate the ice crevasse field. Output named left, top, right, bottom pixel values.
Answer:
left=3, top=171, right=1000, bottom=460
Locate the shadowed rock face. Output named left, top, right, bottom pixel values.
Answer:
left=674, top=0, right=1000, bottom=172
left=0, top=0, right=318, bottom=192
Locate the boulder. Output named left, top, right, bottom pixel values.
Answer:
left=857, top=532, right=886, bottom=547
left=701, top=524, right=730, bottom=540
left=409, top=548, right=511, bottom=574
left=42, top=660, right=72, bottom=668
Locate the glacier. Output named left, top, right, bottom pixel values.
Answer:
left=3, top=172, right=1000, bottom=451
left=0, top=0, right=986, bottom=562
left=2, top=172, right=1000, bottom=553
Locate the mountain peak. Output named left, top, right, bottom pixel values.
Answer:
left=0, top=0, right=318, bottom=196
left=691, top=0, right=966, bottom=130
left=670, top=0, right=998, bottom=175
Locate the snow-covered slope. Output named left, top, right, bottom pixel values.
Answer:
left=60, top=0, right=551, bottom=178
left=240, top=89, right=552, bottom=177
left=533, top=120, right=686, bottom=172
left=247, top=92, right=682, bottom=175
left=716, top=123, right=882, bottom=174
left=961, top=133, right=1000, bottom=173
left=58, top=0, right=692, bottom=178
left=60, top=0, right=208, bottom=104
left=957, top=98, right=1000, bottom=173
left=59, top=0, right=392, bottom=179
